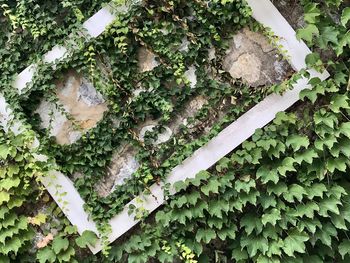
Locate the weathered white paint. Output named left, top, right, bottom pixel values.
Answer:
left=43, top=45, right=68, bottom=64
left=82, top=6, right=116, bottom=38
left=0, top=0, right=330, bottom=255
left=14, top=65, right=38, bottom=94
left=41, top=171, right=99, bottom=235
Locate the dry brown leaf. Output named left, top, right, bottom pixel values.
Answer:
left=36, top=233, right=54, bottom=248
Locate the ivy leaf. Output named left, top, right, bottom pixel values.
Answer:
left=303, top=3, right=321, bottom=23
left=294, top=149, right=318, bottom=164
left=52, top=237, right=69, bottom=254
left=37, top=247, right=56, bottom=263
left=0, top=177, right=20, bottom=191
left=335, top=31, right=350, bottom=56
left=331, top=213, right=347, bottom=230
left=282, top=229, right=309, bottom=257
left=306, top=183, right=327, bottom=199
left=195, top=228, right=216, bottom=244
left=277, top=157, right=296, bottom=176
left=0, top=192, right=10, bottom=205
left=201, top=179, right=220, bottom=196
left=297, top=24, right=319, bottom=43
left=294, top=202, right=319, bottom=218
left=305, top=52, right=322, bottom=68
left=326, top=157, right=347, bottom=173
left=28, top=213, right=47, bottom=226
left=314, top=223, right=337, bottom=247
left=231, top=248, right=248, bottom=261
left=319, top=197, right=341, bottom=216
left=0, top=144, right=9, bottom=159
left=300, top=83, right=325, bottom=103
left=286, top=135, right=309, bottom=152
left=341, top=7, right=350, bottom=27
left=267, top=182, right=288, bottom=196
left=75, top=230, right=98, bottom=248
left=318, top=26, right=339, bottom=49
left=339, top=240, right=350, bottom=259
left=240, top=235, right=269, bottom=257
left=57, top=246, right=75, bottom=262
left=217, top=225, right=237, bottom=240
left=240, top=213, right=263, bottom=235
left=256, top=166, right=279, bottom=184
left=329, top=94, right=350, bottom=113
left=340, top=122, right=350, bottom=138
left=261, top=208, right=281, bottom=226
left=283, top=184, right=306, bottom=203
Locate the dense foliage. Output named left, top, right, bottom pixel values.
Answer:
left=0, top=0, right=349, bottom=262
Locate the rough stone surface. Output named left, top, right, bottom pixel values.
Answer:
left=36, top=71, right=108, bottom=145
left=178, top=37, right=190, bottom=52
left=184, top=66, right=197, bottom=89
left=139, top=124, right=173, bottom=145
left=138, top=47, right=159, bottom=72
left=95, top=145, right=139, bottom=197
left=223, top=28, right=293, bottom=87
left=77, top=79, right=105, bottom=106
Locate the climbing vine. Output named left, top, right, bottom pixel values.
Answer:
left=0, top=0, right=349, bottom=262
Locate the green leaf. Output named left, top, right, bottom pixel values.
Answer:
left=201, top=179, right=220, bottom=196
left=240, top=213, right=263, bottom=235
left=37, top=247, right=56, bottom=263
left=217, top=225, right=237, bottom=240
left=293, top=202, right=319, bottom=218
left=195, top=228, right=216, bottom=244
left=300, top=83, right=325, bottom=103
left=283, top=184, right=306, bottom=203
left=234, top=179, right=256, bottom=193
left=240, top=235, right=269, bottom=257
left=303, top=3, right=321, bottom=23
left=339, top=240, right=350, bottom=259
left=231, top=248, right=248, bottom=261
left=331, top=213, right=347, bottom=230
left=256, top=166, right=279, bottom=184
left=306, top=183, right=327, bottom=199
left=305, top=52, right=322, bottom=68
left=297, top=24, right=319, bottom=43
left=75, top=230, right=98, bottom=248
left=319, top=197, right=341, bottom=216
left=314, top=222, right=337, bottom=247
left=52, top=237, right=69, bottom=254
left=329, top=94, right=350, bottom=113
left=318, top=26, right=339, bottom=49
left=335, top=31, right=350, bottom=56
left=294, top=149, right=318, bottom=164
left=267, top=182, right=288, bottom=196
left=0, top=191, right=10, bottom=205
left=261, top=208, right=281, bottom=226
left=341, top=7, right=350, bottom=27
left=57, top=246, right=75, bottom=262
left=326, top=157, right=347, bottom=173
left=0, top=177, right=20, bottom=191
left=286, top=135, right=309, bottom=151
left=0, top=144, right=9, bottom=159
left=277, top=157, right=296, bottom=176
left=340, top=122, right=350, bottom=138
left=282, top=229, right=309, bottom=257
